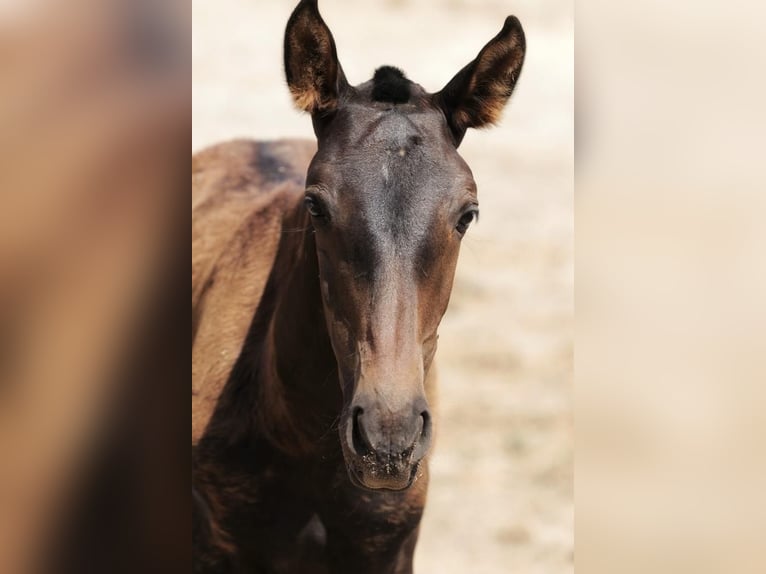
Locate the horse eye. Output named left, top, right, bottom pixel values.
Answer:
left=304, top=195, right=325, bottom=218
left=456, top=209, right=478, bottom=235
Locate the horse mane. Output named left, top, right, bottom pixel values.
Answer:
left=371, top=66, right=411, bottom=104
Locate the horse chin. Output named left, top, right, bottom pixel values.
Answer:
left=345, top=458, right=420, bottom=492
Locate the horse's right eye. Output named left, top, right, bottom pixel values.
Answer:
left=304, top=195, right=325, bottom=218
left=456, top=208, right=479, bottom=236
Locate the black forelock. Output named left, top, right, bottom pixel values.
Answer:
left=371, top=66, right=411, bottom=104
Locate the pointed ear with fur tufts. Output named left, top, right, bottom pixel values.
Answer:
left=284, top=0, right=348, bottom=114
left=434, top=16, right=526, bottom=146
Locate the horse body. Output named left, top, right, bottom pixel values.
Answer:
left=193, top=139, right=429, bottom=573
left=193, top=1, right=525, bottom=571
left=192, top=139, right=315, bottom=444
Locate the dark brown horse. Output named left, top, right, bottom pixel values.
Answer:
left=192, top=1, right=525, bottom=572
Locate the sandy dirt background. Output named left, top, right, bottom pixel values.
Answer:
left=193, top=0, right=572, bottom=572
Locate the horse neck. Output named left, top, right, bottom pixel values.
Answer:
left=258, top=199, right=342, bottom=456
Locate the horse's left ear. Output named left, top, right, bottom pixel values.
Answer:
left=284, top=0, right=349, bottom=114
left=434, top=16, right=526, bottom=146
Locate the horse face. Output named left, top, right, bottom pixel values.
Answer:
left=304, top=110, right=473, bottom=490
left=285, top=0, right=525, bottom=490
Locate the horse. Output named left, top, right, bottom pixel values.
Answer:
left=192, top=1, right=525, bottom=571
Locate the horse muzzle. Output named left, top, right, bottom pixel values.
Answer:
left=342, top=400, right=432, bottom=491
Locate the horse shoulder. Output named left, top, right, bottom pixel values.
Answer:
left=191, top=138, right=315, bottom=443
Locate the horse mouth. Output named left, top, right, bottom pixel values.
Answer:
left=346, top=458, right=421, bottom=492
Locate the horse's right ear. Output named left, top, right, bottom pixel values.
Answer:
left=284, top=0, right=348, bottom=114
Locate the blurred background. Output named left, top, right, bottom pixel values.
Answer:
left=576, top=1, right=766, bottom=573
left=0, top=1, right=187, bottom=572
left=5, top=0, right=766, bottom=572
left=194, top=1, right=573, bottom=572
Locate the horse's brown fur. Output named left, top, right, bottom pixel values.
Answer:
left=192, top=140, right=315, bottom=444
left=193, top=139, right=433, bottom=572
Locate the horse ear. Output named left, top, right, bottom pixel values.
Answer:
left=434, top=16, right=526, bottom=146
left=284, top=0, right=348, bottom=114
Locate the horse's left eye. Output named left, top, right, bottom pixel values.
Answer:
left=456, top=209, right=478, bottom=235
left=304, top=195, right=325, bottom=218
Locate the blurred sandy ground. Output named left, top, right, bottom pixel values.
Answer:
left=193, top=1, right=573, bottom=572
left=577, top=1, right=766, bottom=573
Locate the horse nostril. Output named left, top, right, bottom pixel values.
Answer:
left=412, top=411, right=432, bottom=460
left=351, top=407, right=373, bottom=456
left=420, top=411, right=432, bottom=441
